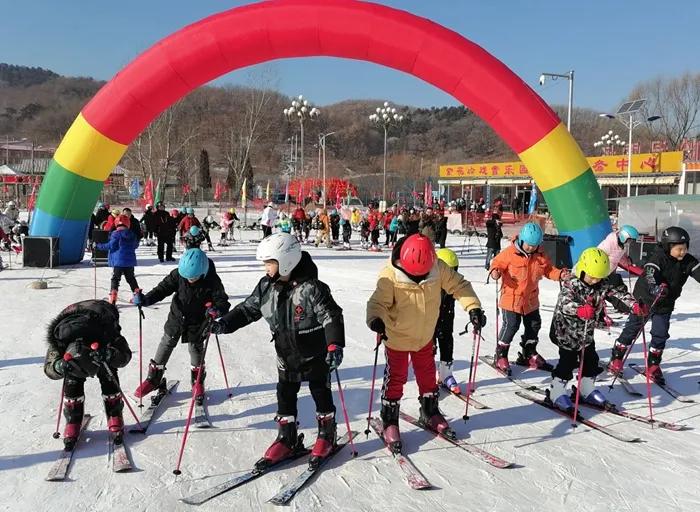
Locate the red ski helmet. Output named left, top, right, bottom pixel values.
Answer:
left=399, top=234, right=436, bottom=275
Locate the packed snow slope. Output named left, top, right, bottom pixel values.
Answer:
left=1, top=233, right=700, bottom=512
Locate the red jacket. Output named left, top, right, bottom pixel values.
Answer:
left=178, top=216, right=201, bottom=236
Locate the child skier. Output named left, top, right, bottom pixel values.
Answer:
left=183, top=225, right=207, bottom=249
left=340, top=217, right=352, bottom=250
left=608, top=226, right=700, bottom=383
left=548, top=248, right=638, bottom=411
left=44, top=300, right=132, bottom=448
left=211, top=233, right=345, bottom=469
left=366, top=234, right=484, bottom=452
left=360, top=215, right=371, bottom=249
left=488, top=222, right=567, bottom=374
left=133, top=248, right=230, bottom=401
left=484, top=212, right=503, bottom=270
left=433, top=248, right=464, bottom=394
left=95, top=214, right=140, bottom=305
left=596, top=225, right=643, bottom=320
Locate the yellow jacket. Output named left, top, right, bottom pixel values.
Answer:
left=351, top=210, right=361, bottom=225
left=366, top=259, right=481, bottom=352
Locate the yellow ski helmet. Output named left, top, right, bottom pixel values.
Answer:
left=575, top=247, right=610, bottom=279
left=228, top=208, right=235, bottom=214
left=436, top=248, right=459, bottom=268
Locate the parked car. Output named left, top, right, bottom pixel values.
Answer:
left=340, top=196, right=367, bottom=213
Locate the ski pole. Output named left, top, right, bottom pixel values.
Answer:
left=332, top=359, right=358, bottom=457
left=462, top=328, right=478, bottom=422
left=173, top=316, right=214, bottom=475
left=53, top=380, right=65, bottom=439
left=364, top=334, right=383, bottom=438
left=640, top=327, right=655, bottom=425
left=137, top=301, right=145, bottom=409
left=93, top=260, right=97, bottom=300
left=571, top=319, right=589, bottom=428
left=214, top=334, right=233, bottom=398
left=608, top=292, right=662, bottom=390
left=87, top=344, right=146, bottom=433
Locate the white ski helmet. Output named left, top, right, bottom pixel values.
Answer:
left=256, top=232, right=302, bottom=277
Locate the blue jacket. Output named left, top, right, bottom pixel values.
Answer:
left=97, top=228, right=139, bottom=267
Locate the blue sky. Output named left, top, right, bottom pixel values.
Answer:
left=3, top=1, right=699, bottom=111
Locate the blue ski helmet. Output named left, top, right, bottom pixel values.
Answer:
left=617, top=225, right=639, bottom=244
left=179, top=207, right=186, bottom=213
left=178, top=248, right=209, bottom=280
left=519, top=222, right=543, bottom=246
left=189, top=225, right=202, bottom=236
left=186, top=207, right=194, bottom=215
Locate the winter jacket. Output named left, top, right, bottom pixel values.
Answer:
left=293, top=207, right=306, bottom=223
left=490, top=240, right=563, bottom=315
left=141, top=209, right=158, bottom=231
left=317, top=212, right=330, bottom=232
left=144, top=260, right=230, bottom=337
left=44, top=300, right=132, bottom=380
left=389, top=216, right=399, bottom=232
left=350, top=210, right=361, bottom=226
left=383, top=211, right=394, bottom=230
left=217, top=252, right=345, bottom=381
left=633, top=245, right=700, bottom=314
left=550, top=274, right=635, bottom=351
left=3, top=206, right=19, bottom=222
left=102, top=214, right=118, bottom=231
left=485, top=218, right=503, bottom=250
left=220, top=212, right=236, bottom=230
left=366, top=236, right=481, bottom=352
left=405, top=214, right=420, bottom=235
left=261, top=206, right=277, bottom=227
left=597, top=231, right=642, bottom=277
left=419, top=213, right=436, bottom=241
left=434, top=290, right=455, bottom=345
left=94, top=208, right=110, bottom=227
left=154, top=210, right=177, bottom=238
left=178, top=215, right=201, bottom=236
left=96, top=227, right=139, bottom=268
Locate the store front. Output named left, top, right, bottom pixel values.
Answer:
left=438, top=151, right=683, bottom=215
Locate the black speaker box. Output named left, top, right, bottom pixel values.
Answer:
left=23, top=236, right=59, bottom=268
left=541, top=234, right=572, bottom=269
left=92, top=229, right=109, bottom=266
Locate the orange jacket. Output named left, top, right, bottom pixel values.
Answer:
left=490, top=242, right=562, bottom=314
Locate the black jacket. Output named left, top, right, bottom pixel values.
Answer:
left=141, top=209, right=158, bottom=231
left=485, top=219, right=503, bottom=250
left=634, top=245, right=700, bottom=314
left=434, top=290, right=455, bottom=344
left=44, top=300, right=131, bottom=380
left=144, top=260, right=231, bottom=335
left=154, top=210, right=177, bottom=238
left=218, top=252, right=345, bottom=381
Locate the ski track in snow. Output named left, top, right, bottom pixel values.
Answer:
left=2, top=232, right=700, bottom=511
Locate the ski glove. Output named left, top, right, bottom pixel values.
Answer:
left=206, top=306, right=220, bottom=319
left=468, top=308, right=487, bottom=330
left=650, top=283, right=668, bottom=299
left=55, top=354, right=92, bottom=379
left=369, top=318, right=386, bottom=336
left=132, top=291, right=148, bottom=307
left=632, top=302, right=649, bottom=317
left=89, top=345, right=116, bottom=365
left=576, top=304, right=596, bottom=320
left=326, top=344, right=343, bottom=372
left=210, top=319, right=225, bottom=335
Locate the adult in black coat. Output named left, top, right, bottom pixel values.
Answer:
left=484, top=213, right=503, bottom=269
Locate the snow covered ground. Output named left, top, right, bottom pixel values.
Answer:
left=2, top=232, right=700, bottom=512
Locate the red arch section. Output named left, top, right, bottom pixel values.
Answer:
left=82, top=0, right=558, bottom=152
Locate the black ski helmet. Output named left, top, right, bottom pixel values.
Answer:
left=661, top=226, right=690, bottom=251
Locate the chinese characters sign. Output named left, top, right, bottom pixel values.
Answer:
left=439, top=151, right=683, bottom=179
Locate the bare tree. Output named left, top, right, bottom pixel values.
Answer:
left=630, top=73, right=700, bottom=148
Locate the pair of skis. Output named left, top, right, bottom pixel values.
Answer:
left=181, top=431, right=357, bottom=506
left=45, top=414, right=135, bottom=481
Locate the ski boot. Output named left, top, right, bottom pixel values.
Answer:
left=547, top=377, right=574, bottom=412
left=577, top=377, right=607, bottom=407
left=191, top=366, right=207, bottom=405
left=515, top=339, right=553, bottom=371
left=309, top=412, right=337, bottom=469
left=62, top=396, right=85, bottom=451
left=646, top=347, right=665, bottom=385
left=134, top=360, right=166, bottom=398
left=494, top=342, right=511, bottom=375
left=255, top=415, right=303, bottom=471
left=437, top=360, right=462, bottom=394
left=109, top=289, right=118, bottom=305
left=380, top=399, right=402, bottom=454
left=103, top=393, right=125, bottom=443
left=419, top=391, right=455, bottom=439
left=606, top=341, right=627, bottom=375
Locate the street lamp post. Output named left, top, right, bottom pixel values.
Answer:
left=284, top=95, right=320, bottom=179
left=319, top=132, right=336, bottom=205
left=538, top=70, right=575, bottom=131
left=599, top=112, right=662, bottom=197
left=369, top=101, right=404, bottom=203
